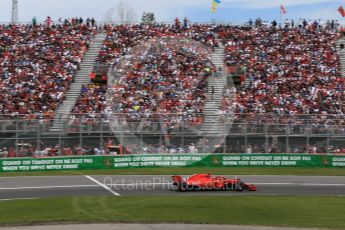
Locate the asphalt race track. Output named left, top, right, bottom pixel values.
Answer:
left=1, top=175, right=345, bottom=200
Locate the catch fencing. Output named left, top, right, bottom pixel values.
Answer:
left=0, top=114, right=345, bottom=155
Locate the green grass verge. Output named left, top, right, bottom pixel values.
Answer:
left=1, top=167, right=345, bottom=177
left=1, top=195, right=345, bottom=228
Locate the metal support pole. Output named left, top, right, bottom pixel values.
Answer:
left=286, top=124, right=290, bottom=153
left=223, top=134, right=226, bottom=153
left=327, top=134, right=330, bottom=154
left=100, top=119, right=104, bottom=150
left=264, top=123, right=268, bottom=153
left=15, top=118, right=19, bottom=154
left=120, top=121, right=123, bottom=146
left=244, top=123, right=248, bottom=153
left=79, top=119, right=83, bottom=148
left=140, top=132, right=143, bottom=154
left=306, top=120, right=310, bottom=153
left=37, top=119, right=41, bottom=152
left=181, top=121, right=184, bottom=149
left=58, top=120, right=62, bottom=156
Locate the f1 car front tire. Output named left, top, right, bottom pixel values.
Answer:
left=235, top=182, right=245, bottom=191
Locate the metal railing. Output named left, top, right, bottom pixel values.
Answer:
left=0, top=113, right=344, bottom=157
left=1, top=113, right=345, bottom=133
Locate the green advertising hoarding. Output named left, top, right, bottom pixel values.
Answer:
left=0, top=156, right=113, bottom=172
left=1, top=154, right=345, bottom=172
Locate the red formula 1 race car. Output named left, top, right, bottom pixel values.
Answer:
left=172, top=173, right=256, bottom=192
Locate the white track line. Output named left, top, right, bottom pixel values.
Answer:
left=298, top=183, right=345, bottom=186
left=85, top=175, right=120, bottom=196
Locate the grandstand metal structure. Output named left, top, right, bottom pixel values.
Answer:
left=0, top=113, right=344, bottom=156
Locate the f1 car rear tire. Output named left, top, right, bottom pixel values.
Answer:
left=177, top=183, right=188, bottom=192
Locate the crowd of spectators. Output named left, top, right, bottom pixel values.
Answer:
left=110, top=38, right=214, bottom=127
left=74, top=23, right=219, bottom=127
left=69, top=83, right=108, bottom=132
left=0, top=19, right=96, bottom=121
left=96, top=23, right=218, bottom=67
left=73, top=84, right=107, bottom=114
left=76, top=19, right=345, bottom=126
left=220, top=19, right=345, bottom=122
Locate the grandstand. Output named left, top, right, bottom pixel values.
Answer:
left=0, top=18, right=344, bottom=157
